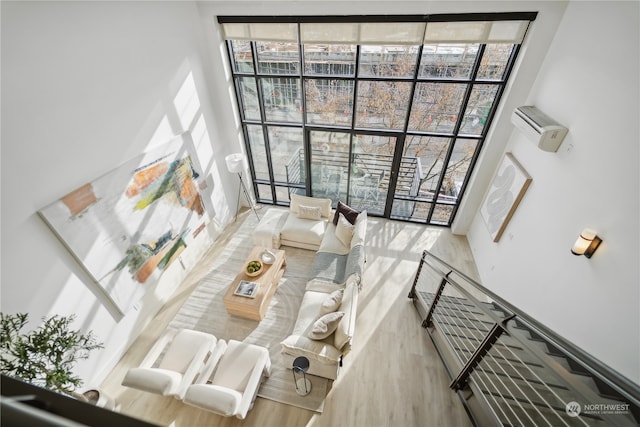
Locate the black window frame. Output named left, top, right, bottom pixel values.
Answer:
left=219, top=12, right=537, bottom=226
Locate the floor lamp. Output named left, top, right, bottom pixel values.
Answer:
left=225, top=153, right=260, bottom=221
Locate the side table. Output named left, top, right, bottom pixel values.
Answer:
left=292, top=356, right=311, bottom=396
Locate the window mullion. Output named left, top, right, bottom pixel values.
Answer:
left=298, top=27, right=314, bottom=196
left=448, top=43, right=518, bottom=223
left=336, top=45, right=362, bottom=203
left=351, top=44, right=361, bottom=131
left=251, top=41, right=275, bottom=200
left=425, top=44, right=484, bottom=223
left=385, top=44, right=424, bottom=218
left=226, top=40, right=259, bottom=198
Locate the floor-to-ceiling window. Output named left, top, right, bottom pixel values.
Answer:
left=219, top=14, right=536, bottom=226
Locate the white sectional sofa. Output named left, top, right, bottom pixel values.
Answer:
left=252, top=194, right=367, bottom=380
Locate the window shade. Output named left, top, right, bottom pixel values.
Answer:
left=300, top=23, right=359, bottom=43
left=222, top=23, right=298, bottom=42
left=487, top=21, right=530, bottom=43
left=424, top=21, right=529, bottom=44
left=223, top=20, right=529, bottom=45
left=300, top=22, right=426, bottom=45
left=359, top=22, right=426, bottom=45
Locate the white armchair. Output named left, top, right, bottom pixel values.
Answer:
left=121, top=329, right=216, bottom=399
left=183, top=340, right=271, bottom=419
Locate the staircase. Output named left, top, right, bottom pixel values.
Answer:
left=408, top=250, right=640, bottom=427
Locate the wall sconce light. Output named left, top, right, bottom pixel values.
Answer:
left=571, top=229, right=602, bottom=258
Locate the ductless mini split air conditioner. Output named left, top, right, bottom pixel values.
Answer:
left=510, top=105, right=568, bottom=152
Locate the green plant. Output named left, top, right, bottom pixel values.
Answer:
left=0, top=312, right=103, bottom=394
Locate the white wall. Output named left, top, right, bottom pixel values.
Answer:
left=465, top=1, right=640, bottom=383
left=0, top=1, right=240, bottom=385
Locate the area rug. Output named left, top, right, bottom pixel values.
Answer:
left=168, top=213, right=330, bottom=413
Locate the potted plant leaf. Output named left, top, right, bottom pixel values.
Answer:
left=0, top=312, right=103, bottom=395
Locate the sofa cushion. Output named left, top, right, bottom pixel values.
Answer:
left=335, top=213, right=355, bottom=246
left=318, top=222, right=350, bottom=255
left=290, top=194, right=332, bottom=219
left=159, top=329, right=214, bottom=373
left=122, top=368, right=182, bottom=396
left=212, top=340, right=268, bottom=391
left=332, top=201, right=359, bottom=225
left=309, top=243, right=365, bottom=288
left=280, top=214, right=327, bottom=248
left=350, top=210, right=367, bottom=249
left=298, top=205, right=322, bottom=220
left=319, top=288, right=344, bottom=316
left=309, top=311, right=345, bottom=340
left=253, top=208, right=288, bottom=249
left=281, top=335, right=343, bottom=364
left=292, top=290, right=330, bottom=336
left=305, top=280, right=345, bottom=294
left=183, top=384, right=241, bottom=416
left=334, top=283, right=358, bottom=350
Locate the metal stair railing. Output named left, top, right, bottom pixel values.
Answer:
left=408, top=250, right=640, bottom=427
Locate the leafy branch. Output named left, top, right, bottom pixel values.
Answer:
left=0, top=312, right=102, bottom=394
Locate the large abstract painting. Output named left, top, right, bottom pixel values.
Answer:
left=39, top=133, right=209, bottom=314
left=480, top=152, right=532, bottom=242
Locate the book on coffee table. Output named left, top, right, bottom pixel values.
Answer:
left=234, top=280, right=259, bottom=298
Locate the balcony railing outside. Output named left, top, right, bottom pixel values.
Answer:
left=285, top=146, right=420, bottom=215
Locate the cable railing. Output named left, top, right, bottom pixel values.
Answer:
left=284, top=147, right=420, bottom=198
left=408, top=250, right=640, bottom=427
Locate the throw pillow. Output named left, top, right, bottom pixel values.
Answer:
left=335, top=213, right=355, bottom=247
left=332, top=201, right=359, bottom=225
left=297, top=204, right=322, bottom=220
left=319, top=288, right=344, bottom=316
left=350, top=209, right=367, bottom=248
left=308, top=311, right=345, bottom=340
left=290, top=193, right=331, bottom=218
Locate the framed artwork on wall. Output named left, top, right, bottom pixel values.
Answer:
left=38, top=132, right=210, bottom=315
left=480, top=152, right=532, bottom=242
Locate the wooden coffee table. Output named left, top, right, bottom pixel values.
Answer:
left=223, top=246, right=286, bottom=321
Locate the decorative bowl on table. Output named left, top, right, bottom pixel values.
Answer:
left=245, top=260, right=264, bottom=277
left=260, top=249, right=276, bottom=265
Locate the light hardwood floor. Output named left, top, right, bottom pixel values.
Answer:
left=100, top=208, right=477, bottom=427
